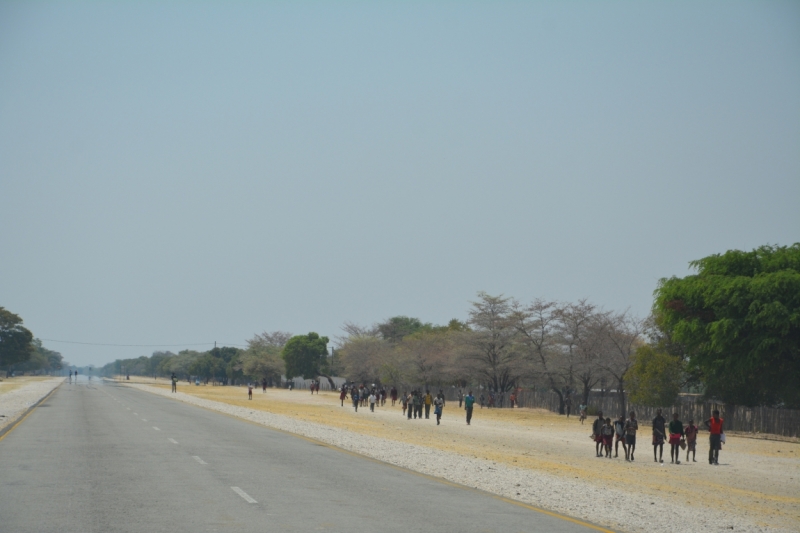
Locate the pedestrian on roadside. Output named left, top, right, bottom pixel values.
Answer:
left=407, top=393, right=414, bottom=420
left=684, top=419, right=699, bottom=462
left=352, top=389, right=360, bottom=412
left=479, top=393, right=485, bottom=409
left=601, top=417, right=614, bottom=458
left=579, top=403, right=587, bottom=424
left=262, top=378, right=267, bottom=393
left=458, top=389, right=464, bottom=408
left=390, top=387, right=398, bottom=406
left=171, top=373, right=177, bottom=393
left=434, top=395, right=444, bottom=425
left=424, top=390, right=433, bottom=419
left=652, top=408, right=667, bottom=463
left=248, top=385, right=253, bottom=400
left=614, top=415, right=627, bottom=459
left=592, top=411, right=605, bottom=457
left=625, top=411, right=638, bottom=461
left=369, top=392, right=376, bottom=412
left=704, top=410, right=724, bottom=465
left=464, top=390, right=475, bottom=425
left=565, top=396, right=572, bottom=418
left=669, top=412, right=684, bottom=464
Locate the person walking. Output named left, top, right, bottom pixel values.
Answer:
left=339, top=386, right=347, bottom=406
left=601, top=417, right=614, bottom=458
left=352, top=389, right=360, bottom=413
left=262, top=378, right=267, bottom=393
left=479, top=393, right=485, bottom=409
left=652, top=409, right=667, bottom=463
left=248, top=385, right=253, bottom=400
left=171, top=373, right=178, bottom=393
left=433, top=395, right=444, bottom=425
left=464, top=390, right=475, bottom=425
left=684, top=419, right=699, bottom=462
left=407, top=393, right=414, bottom=420
left=458, top=389, right=464, bottom=408
left=565, top=396, right=572, bottom=418
left=390, top=387, right=398, bottom=406
left=704, top=410, right=724, bottom=465
left=668, top=412, right=684, bottom=464
left=591, top=411, right=605, bottom=457
left=624, top=411, right=638, bottom=461
left=579, top=403, right=587, bottom=424
left=614, top=415, right=627, bottom=459
left=424, top=390, right=433, bottom=419
left=369, top=392, right=376, bottom=412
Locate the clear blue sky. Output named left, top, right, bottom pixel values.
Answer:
left=1, top=2, right=798, bottom=367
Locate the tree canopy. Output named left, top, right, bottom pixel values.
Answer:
left=0, top=307, right=34, bottom=369
left=282, top=332, right=329, bottom=380
left=654, top=244, right=800, bottom=407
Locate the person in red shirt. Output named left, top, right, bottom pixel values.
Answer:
left=684, top=419, right=699, bottom=462
left=704, top=410, right=724, bottom=465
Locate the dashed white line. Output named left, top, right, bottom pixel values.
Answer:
left=142, top=419, right=148, bottom=422
left=152, top=426, right=160, bottom=431
left=192, top=456, right=207, bottom=465
left=231, top=487, right=257, bottom=503
left=133, top=413, right=138, bottom=416
left=168, top=438, right=178, bottom=444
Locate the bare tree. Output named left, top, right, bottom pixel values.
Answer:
left=461, top=292, right=526, bottom=392
left=554, top=300, right=607, bottom=406
left=597, top=311, right=645, bottom=417
left=397, top=331, right=456, bottom=389
left=248, top=331, right=292, bottom=350
left=511, top=298, right=571, bottom=413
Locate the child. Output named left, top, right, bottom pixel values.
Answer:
left=248, top=385, right=253, bottom=400
left=369, top=392, right=376, bottom=412
left=684, top=419, right=699, bottom=462
left=601, top=417, right=615, bottom=458
left=579, top=404, right=587, bottom=424
left=614, top=415, right=627, bottom=459
left=668, top=412, right=684, bottom=464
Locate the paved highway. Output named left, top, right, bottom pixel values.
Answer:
left=0, top=379, right=608, bottom=533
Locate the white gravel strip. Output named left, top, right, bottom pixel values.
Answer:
left=0, top=378, right=64, bottom=432
left=129, top=383, right=787, bottom=533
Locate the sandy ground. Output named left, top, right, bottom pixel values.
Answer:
left=0, top=376, right=63, bottom=432
left=123, top=377, right=800, bottom=532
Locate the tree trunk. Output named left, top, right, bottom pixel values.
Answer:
left=617, top=378, right=626, bottom=419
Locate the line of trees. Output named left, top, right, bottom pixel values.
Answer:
left=0, top=307, right=66, bottom=376
left=101, top=243, right=800, bottom=412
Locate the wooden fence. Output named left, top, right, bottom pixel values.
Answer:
left=512, top=390, right=800, bottom=438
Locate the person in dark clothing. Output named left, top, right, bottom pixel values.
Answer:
left=652, top=409, right=667, bottom=463
left=352, top=389, right=360, bottom=412
left=591, top=411, right=605, bottom=457
left=624, top=411, right=638, bottom=461
left=668, top=412, right=684, bottom=464
left=464, top=390, right=475, bottom=425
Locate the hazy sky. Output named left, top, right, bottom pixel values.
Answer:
left=1, top=2, right=798, bottom=367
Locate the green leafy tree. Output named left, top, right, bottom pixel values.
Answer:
left=0, top=307, right=34, bottom=370
left=282, top=332, right=329, bottom=380
left=654, top=244, right=800, bottom=407
left=377, top=316, right=430, bottom=343
left=627, top=344, right=683, bottom=407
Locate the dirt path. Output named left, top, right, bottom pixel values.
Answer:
left=126, top=378, right=800, bottom=531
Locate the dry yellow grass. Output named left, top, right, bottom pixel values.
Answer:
left=0, top=376, right=57, bottom=396
left=125, top=377, right=800, bottom=531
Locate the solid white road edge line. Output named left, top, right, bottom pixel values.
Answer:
left=231, top=487, right=257, bottom=503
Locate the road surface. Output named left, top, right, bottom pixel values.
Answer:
left=0, top=379, right=609, bottom=532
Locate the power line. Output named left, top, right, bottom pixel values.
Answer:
left=39, top=338, right=248, bottom=348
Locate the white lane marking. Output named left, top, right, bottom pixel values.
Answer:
left=168, top=438, right=178, bottom=444
left=153, top=426, right=160, bottom=431
left=142, top=419, right=148, bottom=422
left=193, top=456, right=207, bottom=465
left=133, top=413, right=138, bottom=416
left=231, top=487, right=257, bottom=503
left=126, top=407, right=130, bottom=410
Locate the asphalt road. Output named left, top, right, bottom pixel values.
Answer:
left=0, top=378, right=607, bottom=533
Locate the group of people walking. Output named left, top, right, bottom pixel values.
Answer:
left=590, top=408, right=724, bottom=465
left=339, top=384, right=477, bottom=425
